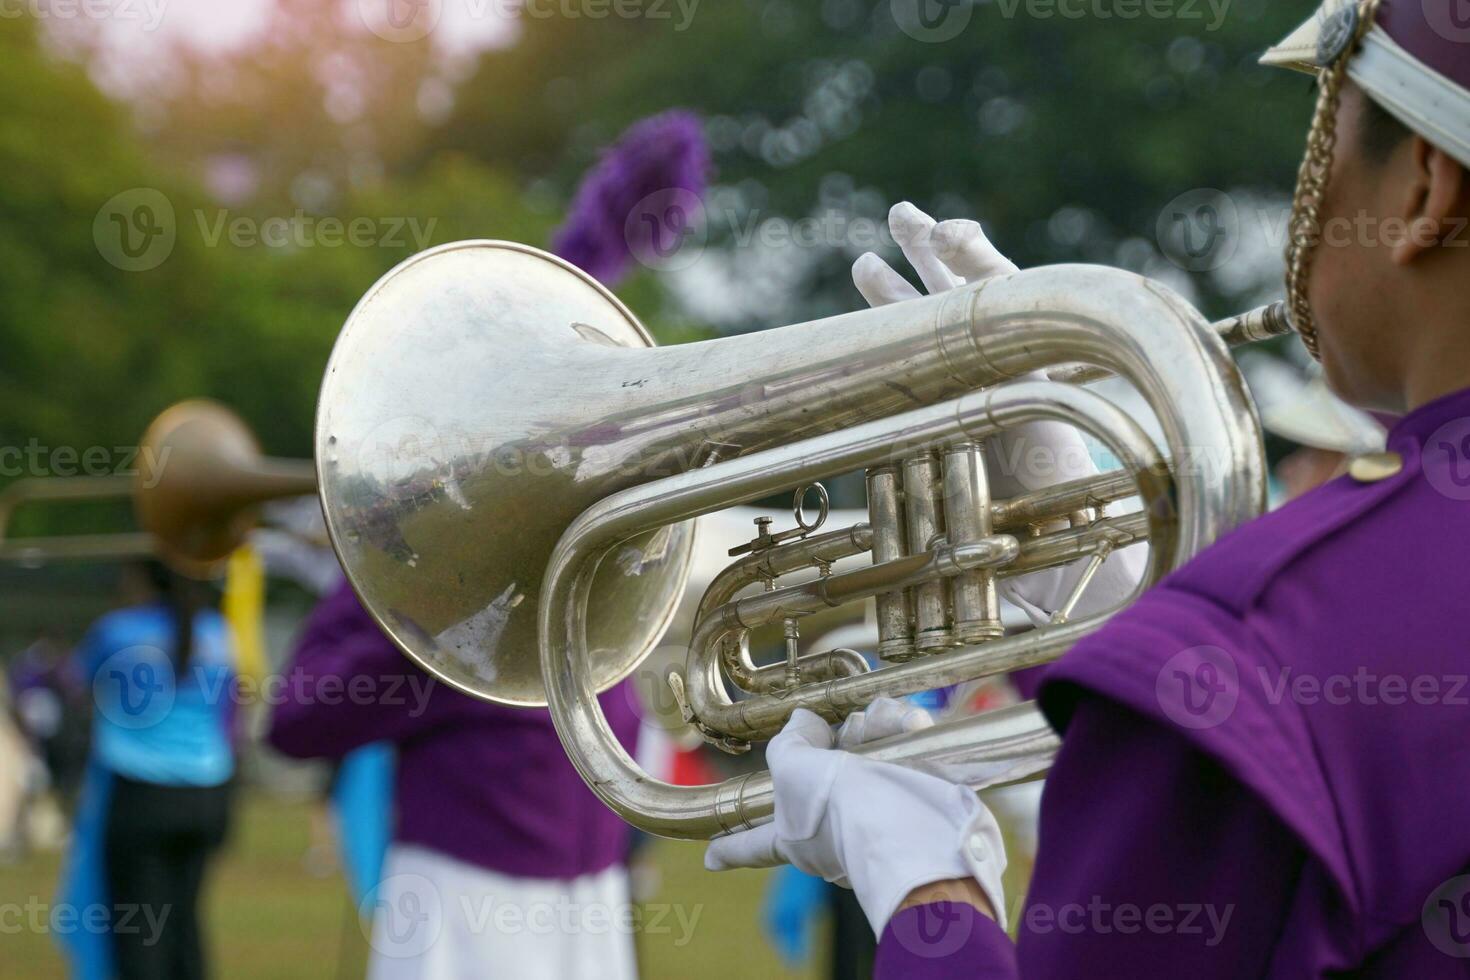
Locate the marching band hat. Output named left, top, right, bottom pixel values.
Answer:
left=1261, top=0, right=1470, bottom=168
left=1240, top=352, right=1387, bottom=455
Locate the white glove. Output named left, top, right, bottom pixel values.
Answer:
left=704, top=699, right=1008, bottom=937
left=833, top=694, right=933, bottom=749
left=855, top=202, right=1145, bottom=626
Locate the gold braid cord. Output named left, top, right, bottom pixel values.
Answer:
left=1285, top=0, right=1382, bottom=360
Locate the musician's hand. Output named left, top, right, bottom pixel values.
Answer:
left=853, top=202, right=1145, bottom=625
left=704, top=700, right=1007, bottom=936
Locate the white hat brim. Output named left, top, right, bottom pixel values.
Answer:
left=1259, top=2, right=1346, bottom=74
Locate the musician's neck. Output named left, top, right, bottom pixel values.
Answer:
left=1402, top=312, right=1470, bottom=413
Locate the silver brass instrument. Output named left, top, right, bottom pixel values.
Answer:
left=317, top=240, right=1287, bottom=839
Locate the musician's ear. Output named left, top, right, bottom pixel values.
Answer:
left=1391, top=138, right=1468, bottom=266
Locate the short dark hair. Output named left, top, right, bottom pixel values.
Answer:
left=133, top=558, right=206, bottom=667
left=1358, top=95, right=1411, bottom=165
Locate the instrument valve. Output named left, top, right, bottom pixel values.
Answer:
left=782, top=617, right=801, bottom=691
left=729, top=516, right=777, bottom=557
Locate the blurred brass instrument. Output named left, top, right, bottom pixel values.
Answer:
left=316, top=240, right=1289, bottom=839
left=0, top=400, right=317, bottom=573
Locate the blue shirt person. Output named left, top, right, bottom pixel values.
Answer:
left=58, top=561, right=237, bottom=980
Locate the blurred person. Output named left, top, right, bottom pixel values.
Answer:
left=1244, top=351, right=1389, bottom=500
left=265, top=109, right=708, bottom=980
left=10, top=631, right=91, bottom=817
left=763, top=865, right=880, bottom=980
left=705, top=2, right=1470, bottom=975
left=267, top=580, right=643, bottom=980
left=0, top=672, right=36, bottom=860
left=60, top=560, right=237, bottom=980
left=1268, top=377, right=1387, bottom=499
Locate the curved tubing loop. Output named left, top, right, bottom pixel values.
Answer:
left=540, top=266, right=1263, bottom=839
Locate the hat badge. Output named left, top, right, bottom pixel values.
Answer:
left=1317, top=3, right=1360, bottom=67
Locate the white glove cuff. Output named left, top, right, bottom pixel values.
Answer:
left=959, top=805, right=1009, bottom=933
left=852, top=781, right=1009, bottom=937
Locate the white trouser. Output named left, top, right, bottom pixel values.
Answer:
left=365, top=844, right=639, bottom=980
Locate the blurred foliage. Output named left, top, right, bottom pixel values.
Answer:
left=140, top=0, right=442, bottom=206
left=0, top=15, right=383, bottom=466
left=435, top=0, right=1315, bottom=325
left=0, top=0, right=1313, bottom=546
left=0, top=11, right=641, bottom=545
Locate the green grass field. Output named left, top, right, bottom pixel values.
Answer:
left=1, top=793, right=823, bottom=980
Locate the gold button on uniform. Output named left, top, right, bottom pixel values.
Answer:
left=1348, top=452, right=1404, bottom=483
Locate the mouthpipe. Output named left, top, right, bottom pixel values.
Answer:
left=1047, top=301, right=1292, bottom=385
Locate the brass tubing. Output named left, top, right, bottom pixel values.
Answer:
left=701, top=472, right=1146, bottom=697
left=901, top=454, right=952, bottom=654
left=0, top=475, right=145, bottom=563
left=533, top=265, right=1261, bottom=839
left=782, top=619, right=801, bottom=689
left=697, top=523, right=875, bottom=625
left=943, top=444, right=1003, bottom=643
left=992, top=469, right=1138, bottom=529
left=676, top=385, right=1172, bottom=749
left=701, top=520, right=1136, bottom=668
left=1049, top=541, right=1116, bottom=625
left=721, top=646, right=870, bottom=696
left=0, top=533, right=156, bottom=565
left=697, top=523, right=873, bottom=695
left=1046, top=302, right=1291, bottom=385
left=729, top=536, right=1019, bottom=628
left=1006, top=511, right=1148, bottom=575
left=865, top=466, right=914, bottom=661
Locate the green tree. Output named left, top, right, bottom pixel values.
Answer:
left=434, top=0, right=1313, bottom=323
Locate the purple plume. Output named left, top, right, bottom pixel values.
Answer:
left=552, top=110, right=712, bottom=285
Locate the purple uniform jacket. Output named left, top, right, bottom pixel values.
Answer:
left=878, top=385, right=1470, bottom=977
left=268, top=580, right=641, bottom=880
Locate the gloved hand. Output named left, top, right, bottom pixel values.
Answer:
left=704, top=698, right=1007, bottom=937
left=833, top=693, right=934, bottom=748
left=854, top=202, right=1145, bottom=625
